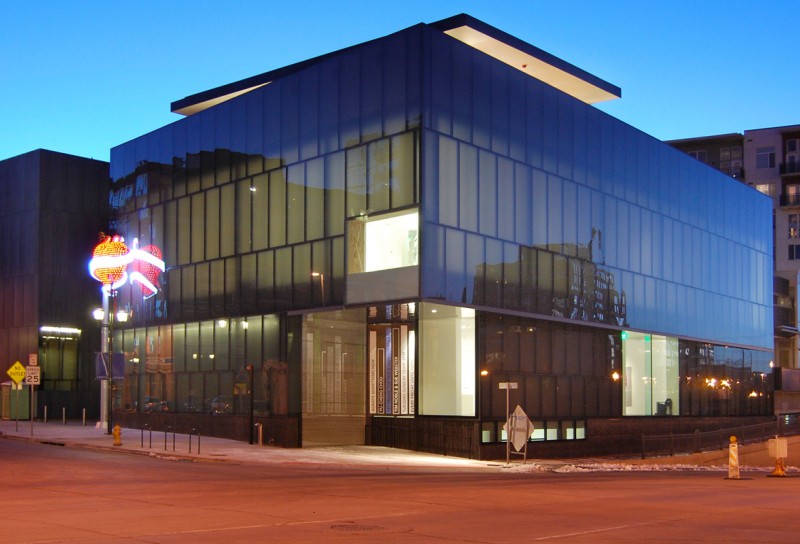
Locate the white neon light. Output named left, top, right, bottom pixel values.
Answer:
left=128, top=271, right=158, bottom=297
left=88, top=254, right=133, bottom=275
left=88, top=237, right=166, bottom=299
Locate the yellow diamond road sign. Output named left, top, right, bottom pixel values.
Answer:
left=7, top=361, right=26, bottom=384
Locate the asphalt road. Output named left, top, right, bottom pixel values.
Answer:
left=2, top=439, right=798, bottom=543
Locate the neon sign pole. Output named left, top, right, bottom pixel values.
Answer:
left=89, top=234, right=129, bottom=433
left=89, top=235, right=165, bottom=433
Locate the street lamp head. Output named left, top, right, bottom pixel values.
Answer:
left=92, top=308, right=105, bottom=321
left=116, top=310, right=129, bottom=323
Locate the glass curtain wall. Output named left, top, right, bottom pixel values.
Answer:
left=420, top=27, right=772, bottom=351
left=109, top=26, right=422, bottom=327
left=120, top=314, right=286, bottom=415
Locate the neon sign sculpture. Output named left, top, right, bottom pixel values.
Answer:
left=89, top=235, right=165, bottom=299
left=129, top=242, right=164, bottom=298
left=89, top=234, right=130, bottom=289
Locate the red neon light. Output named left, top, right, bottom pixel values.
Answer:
left=90, top=235, right=129, bottom=285
left=132, top=244, right=163, bottom=298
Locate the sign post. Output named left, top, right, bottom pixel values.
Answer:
left=499, top=382, right=518, bottom=466
left=768, top=437, right=788, bottom=477
left=6, top=361, right=26, bottom=432
left=25, top=364, right=40, bottom=436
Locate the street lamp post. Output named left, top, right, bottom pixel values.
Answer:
left=89, top=233, right=131, bottom=434
left=247, top=364, right=254, bottom=445
left=93, top=302, right=110, bottom=433
left=499, top=382, right=518, bottom=466
left=93, top=302, right=127, bottom=434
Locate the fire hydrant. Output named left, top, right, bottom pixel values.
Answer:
left=112, top=424, right=122, bottom=447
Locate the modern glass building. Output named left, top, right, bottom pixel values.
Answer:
left=107, top=14, right=774, bottom=458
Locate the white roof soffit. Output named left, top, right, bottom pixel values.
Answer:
left=444, top=25, right=619, bottom=105
left=173, top=82, right=270, bottom=116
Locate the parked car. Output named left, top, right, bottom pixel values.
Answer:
left=209, top=396, right=234, bottom=415
left=182, top=399, right=203, bottom=413
left=143, top=397, right=169, bottom=413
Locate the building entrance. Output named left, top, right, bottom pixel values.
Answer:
left=301, top=309, right=367, bottom=446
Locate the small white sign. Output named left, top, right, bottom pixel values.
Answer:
left=29, top=353, right=38, bottom=366
left=769, top=437, right=788, bottom=458
left=25, top=366, right=41, bottom=385
left=504, top=405, right=534, bottom=452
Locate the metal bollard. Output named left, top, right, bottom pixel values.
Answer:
left=165, top=426, right=175, bottom=451
left=189, top=428, right=200, bottom=454
left=62, top=407, right=66, bottom=425
left=255, top=422, right=263, bottom=446
left=44, top=405, right=48, bottom=423
left=141, top=424, right=152, bottom=448
left=82, top=408, right=86, bottom=427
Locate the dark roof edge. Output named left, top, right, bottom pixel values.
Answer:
left=665, top=133, right=744, bottom=144
left=431, top=13, right=621, bottom=99
left=170, top=23, right=427, bottom=114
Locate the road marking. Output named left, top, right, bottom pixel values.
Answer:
left=287, top=510, right=423, bottom=526
left=160, top=524, right=273, bottom=535
left=533, top=521, right=656, bottom=540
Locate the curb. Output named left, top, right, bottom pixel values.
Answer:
left=0, top=431, right=237, bottom=464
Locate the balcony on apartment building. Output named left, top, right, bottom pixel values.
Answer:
left=774, top=276, right=798, bottom=337
left=780, top=162, right=800, bottom=176
left=720, top=166, right=745, bottom=179
left=780, top=192, right=800, bottom=207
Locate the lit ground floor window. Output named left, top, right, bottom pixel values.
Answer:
left=622, top=332, right=679, bottom=416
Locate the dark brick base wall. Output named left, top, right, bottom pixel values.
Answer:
left=114, top=411, right=300, bottom=447
left=368, top=417, right=481, bottom=458
left=369, top=415, right=775, bottom=460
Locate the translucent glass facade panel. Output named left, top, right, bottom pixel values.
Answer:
left=111, top=37, right=421, bottom=323
left=120, top=315, right=286, bottom=414
left=109, top=26, right=423, bottom=424
left=420, top=29, right=772, bottom=351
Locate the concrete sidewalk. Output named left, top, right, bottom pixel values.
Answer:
left=2, top=418, right=797, bottom=473
left=0, top=419, right=501, bottom=471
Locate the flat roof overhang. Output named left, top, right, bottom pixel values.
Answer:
left=776, top=326, right=800, bottom=338
left=171, top=14, right=620, bottom=117
left=432, top=14, right=620, bottom=104
left=173, top=82, right=270, bottom=116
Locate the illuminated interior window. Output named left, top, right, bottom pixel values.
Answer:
left=622, top=331, right=679, bottom=416
left=418, top=303, right=475, bottom=416
left=755, top=184, right=774, bottom=197
left=348, top=209, right=418, bottom=274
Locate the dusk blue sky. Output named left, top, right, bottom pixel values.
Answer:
left=1, top=1, right=796, bottom=163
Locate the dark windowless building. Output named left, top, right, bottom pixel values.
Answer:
left=106, top=15, right=773, bottom=458
left=0, top=149, right=109, bottom=418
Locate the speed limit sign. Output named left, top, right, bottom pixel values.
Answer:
left=25, top=366, right=40, bottom=385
